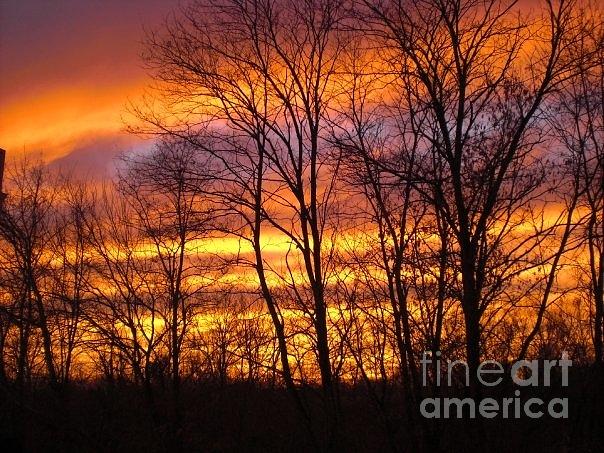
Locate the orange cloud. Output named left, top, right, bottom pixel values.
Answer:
left=0, top=79, right=151, bottom=160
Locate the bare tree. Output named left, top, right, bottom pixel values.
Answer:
left=83, top=187, right=166, bottom=390
left=0, top=159, right=59, bottom=387
left=134, top=0, right=354, bottom=441
left=553, top=13, right=604, bottom=364
left=117, top=139, right=217, bottom=398
left=360, top=0, right=589, bottom=392
left=46, top=177, right=94, bottom=384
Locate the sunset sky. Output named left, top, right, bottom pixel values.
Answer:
left=0, top=0, right=546, bottom=179
left=0, top=0, right=179, bottom=176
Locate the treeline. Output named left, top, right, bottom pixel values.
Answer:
left=1, top=0, right=603, bottom=451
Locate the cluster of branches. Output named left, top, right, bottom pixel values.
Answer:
left=1, top=0, right=603, bottom=450
left=0, top=145, right=221, bottom=391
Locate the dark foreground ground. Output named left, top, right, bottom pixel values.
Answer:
left=0, top=367, right=602, bottom=452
